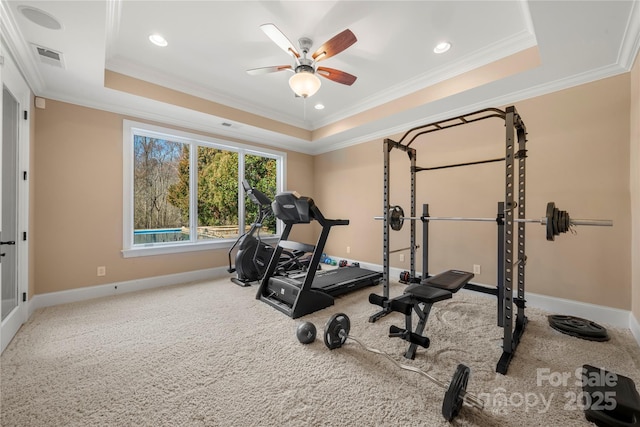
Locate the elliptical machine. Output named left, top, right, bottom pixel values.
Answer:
left=228, top=180, right=305, bottom=286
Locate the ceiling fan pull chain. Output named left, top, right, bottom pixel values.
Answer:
left=303, top=97, right=307, bottom=121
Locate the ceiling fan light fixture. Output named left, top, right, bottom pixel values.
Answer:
left=289, top=70, right=321, bottom=98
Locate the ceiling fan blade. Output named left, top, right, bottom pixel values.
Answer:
left=246, top=65, right=292, bottom=75
left=312, top=29, right=357, bottom=62
left=316, top=67, right=357, bottom=86
left=260, top=23, right=300, bottom=58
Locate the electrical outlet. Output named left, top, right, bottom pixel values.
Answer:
left=97, top=266, right=106, bottom=276
left=399, top=254, right=405, bottom=262
left=473, top=264, right=481, bottom=274
left=346, top=246, right=351, bottom=254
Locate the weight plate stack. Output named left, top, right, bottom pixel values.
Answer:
left=548, top=315, right=609, bottom=342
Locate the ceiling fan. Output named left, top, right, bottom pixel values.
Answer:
left=247, top=23, right=357, bottom=98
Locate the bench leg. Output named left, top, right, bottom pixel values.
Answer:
left=404, top=301, right=433, bottom=360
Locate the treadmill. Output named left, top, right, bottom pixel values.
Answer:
left=311, top=267, right=381, bottom=296
left=256, top=191, right=382, bottom=318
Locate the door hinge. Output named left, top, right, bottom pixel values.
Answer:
left=23, top=231, right=27, bottom=241
left=23, top=110, right=28, bottom=120
left=23, top=171, right=27, bottom=180
left=23, top=292, right=27, bottom=302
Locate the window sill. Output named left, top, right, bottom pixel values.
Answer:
left=122, top=236, right=280, bottom=258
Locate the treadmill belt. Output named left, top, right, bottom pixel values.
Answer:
left=311, top=267, right=382, bottom=296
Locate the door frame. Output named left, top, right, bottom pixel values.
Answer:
left=1, top=36, right=31, bottom=354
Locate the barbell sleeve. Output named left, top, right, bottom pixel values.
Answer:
left=568, top=219, right=613, bottom=227
left=516, top=218, right=613, bottom=226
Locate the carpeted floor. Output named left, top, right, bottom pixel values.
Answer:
left=1, top=277, right=639, bottom=426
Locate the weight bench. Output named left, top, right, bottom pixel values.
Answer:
left=369, top=269, right=474, bottom=359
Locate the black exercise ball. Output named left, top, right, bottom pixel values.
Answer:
left=296, top=322, right=317, bottom=344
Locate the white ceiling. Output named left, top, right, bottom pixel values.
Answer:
left=1, top=1, right=639, bottom=154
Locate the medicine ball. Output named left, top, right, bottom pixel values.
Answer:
left=296, top=322, right=317, bottom=344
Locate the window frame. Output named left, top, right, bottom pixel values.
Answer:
left=122, top=120, right=285, bottom=258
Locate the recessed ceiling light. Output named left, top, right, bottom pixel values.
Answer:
left=314, top=103, right=325, bottom=110
left=149, top=34, right=168, bottom=47
left=433, top=41, right=451, bottom=54
left=18, top=6, right=62, bottom=30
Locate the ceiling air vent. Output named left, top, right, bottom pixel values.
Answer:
left=31, top=44, right=65, bottom=68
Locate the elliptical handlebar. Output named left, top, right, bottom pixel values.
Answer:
left=228, top=181, right=275, bottom=275
left=243, top=179, right=272, bottom=208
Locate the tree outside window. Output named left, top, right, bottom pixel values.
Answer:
left=124, top=121, right=284, bottom=255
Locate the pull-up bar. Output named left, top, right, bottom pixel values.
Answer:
left=399, top=107, right=508, bottom=147
left=414, top=157, right=506, bottom=172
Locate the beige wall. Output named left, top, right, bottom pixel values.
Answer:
left=31, top=69, right=637, bottom=312
left=315, top=73, right=632, bottom=310
left=33, top=100, right=314, bottom=294
left=631, top=51, right=640, bottom=320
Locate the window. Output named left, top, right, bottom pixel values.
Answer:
left=123, top=120, right=285, bottom=257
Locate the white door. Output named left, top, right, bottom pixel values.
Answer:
left=1, top=41, right=30, bottom=353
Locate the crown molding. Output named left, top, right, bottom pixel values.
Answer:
left=41, top=88, right=315, bottom=155
left=0, top=0, right=45, bottom=93
left=617, top=0, right=640, bottom=70
left=310, top=61, right=628, bottom=155
left=106, top=59, right=311, bottom=131
left=314, top=28, right=537, bottom=130
left=105, top=0, right=122, bottom=62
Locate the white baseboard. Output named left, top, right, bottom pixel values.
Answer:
left=25, top=257, right=640, bottom=349
left=524, top=292, right=631, bottom=329
left=28, top=267, right=230, bottom=316
left=328, top=256, right=639, bottom=346
left=631, top=311, right=640, bottom=345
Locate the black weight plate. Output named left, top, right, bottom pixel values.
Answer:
left=442, top=364, right=470, bottom=421
left=390, top=206, right=404, bottom=231
left=563, top=211, right=570, bottom=233
left=549, top=315, right=606, bottom=337
left=324, top=313, right=350, bottom=349
left=552, top=207, right=560, bottom=237
left=546, top=202, right=555, bottom=241
left=548, top=315, right=610, bottom=342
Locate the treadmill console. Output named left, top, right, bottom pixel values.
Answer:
left=272, top=192, right=315, bottom=224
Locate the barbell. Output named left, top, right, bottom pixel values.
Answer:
left=375, top=202, right=612, bottom=241
left=323, top=313, right=485, bottom=421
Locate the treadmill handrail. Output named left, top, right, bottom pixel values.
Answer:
left=309, top=203, right=349, bottom=227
